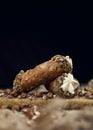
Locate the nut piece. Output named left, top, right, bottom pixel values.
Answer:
left=84, top=86, right=93, bottom=95
left=13, top=55, right=73, bottom=93
left=47, top=73, right=79, bottom=98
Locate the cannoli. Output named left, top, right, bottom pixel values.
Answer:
left=46, top=73, right=80, bottom=98
left=13, top=55, right=73, bottom=93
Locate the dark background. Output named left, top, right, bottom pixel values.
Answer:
left=0, top=8, right=92, bottom=88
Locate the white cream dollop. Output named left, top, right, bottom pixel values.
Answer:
left=60, top=73, right=79, bottom=94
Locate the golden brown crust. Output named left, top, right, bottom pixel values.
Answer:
left=13, top=55, right=72, bottom=93
left=0, top=97, right=48, bottom=108
left=46, top=75, right=64, bottom=96
left=1, top=97, right=93, bottom=110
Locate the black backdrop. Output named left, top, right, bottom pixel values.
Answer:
left=0, top=8, right=92, bottom=87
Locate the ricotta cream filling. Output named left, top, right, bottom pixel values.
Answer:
left=60, top=73, right=79, bottom=94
